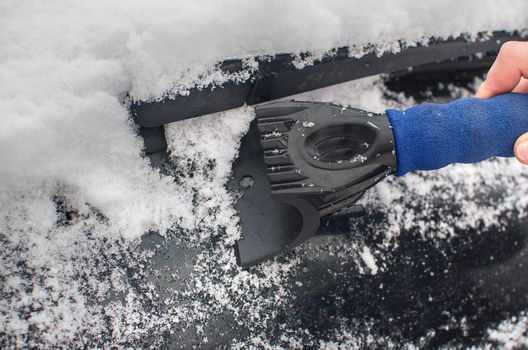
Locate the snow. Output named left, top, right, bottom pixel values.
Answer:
left=485, top=312, right=528, bottom=349
left=1, top=0, right=528, bottom=348
left=360, top=246, right=379, bottom=275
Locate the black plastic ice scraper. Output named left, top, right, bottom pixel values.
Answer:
left=231, top=93, right=528, bottom=266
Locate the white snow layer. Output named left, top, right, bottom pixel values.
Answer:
left=1, top=0, right=528, bottom=348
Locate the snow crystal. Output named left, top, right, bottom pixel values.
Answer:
left=360, top=246, right=379, bottom=275
left=350, top=154, right=368, bottom=164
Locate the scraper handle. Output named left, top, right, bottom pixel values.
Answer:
left=386, top=93, right=528, bottom=176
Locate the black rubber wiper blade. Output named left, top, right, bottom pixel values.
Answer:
left=130, top=31, right=523, bottom=128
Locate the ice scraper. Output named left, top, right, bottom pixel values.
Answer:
left=232, top=93, right=528, bottom=266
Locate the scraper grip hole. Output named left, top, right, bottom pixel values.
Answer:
left=240, top=175, right=254, bottom=189
left=305, top=125, right=376, bottom=163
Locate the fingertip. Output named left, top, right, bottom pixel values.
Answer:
left=512, top=78, right=528, bottom=94
left=514, top=133, right=528, bottom=165
left=475, top=81, right=494, bottom=99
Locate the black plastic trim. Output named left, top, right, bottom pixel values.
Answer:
left=130, top=31, right=523, bottom=128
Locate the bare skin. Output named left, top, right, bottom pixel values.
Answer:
left=475, top=41, right=528, bottom=164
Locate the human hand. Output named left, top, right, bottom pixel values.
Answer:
left=475, top=41, right=528, bottom=164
